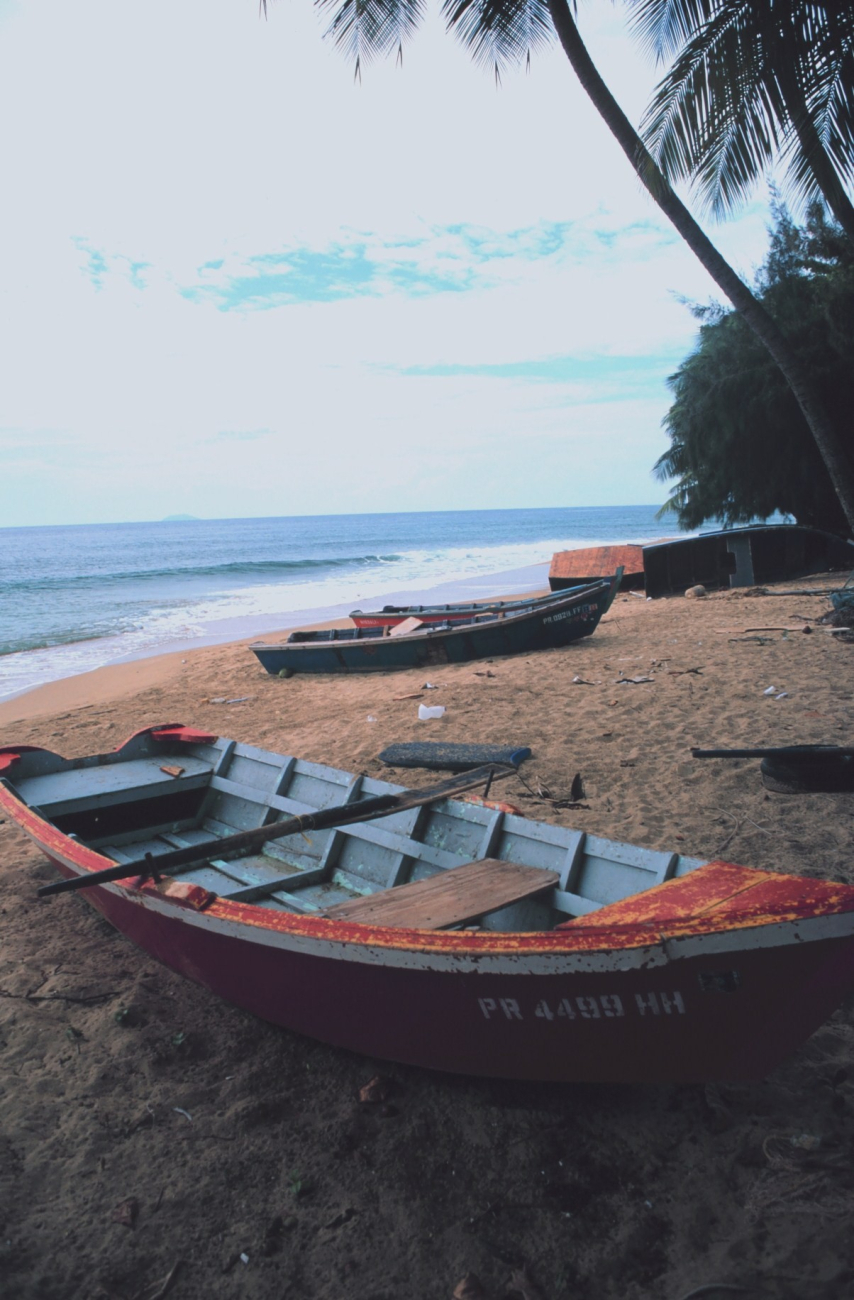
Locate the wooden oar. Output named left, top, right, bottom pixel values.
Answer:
left=37, top=763, right=515, bottom=898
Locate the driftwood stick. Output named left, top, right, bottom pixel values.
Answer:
left=742, top=587, right=847, bottom=596
left=693, top=746, right=854, bottom=759
left=38, top=764, right=515, bottom=899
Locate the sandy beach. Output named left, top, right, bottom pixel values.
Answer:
left=1, top=576, right=853, bottom=1300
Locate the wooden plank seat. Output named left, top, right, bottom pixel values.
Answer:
left=321, top=858, right=559, bottom=929
left=12, top=757, right=213, bottom=817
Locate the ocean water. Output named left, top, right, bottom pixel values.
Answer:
left=0, top=506, right=685, bottom=701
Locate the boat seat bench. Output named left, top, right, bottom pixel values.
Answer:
left=11, top=757, right=213, bottom=817
left=321, top=858, right=560, bottom=929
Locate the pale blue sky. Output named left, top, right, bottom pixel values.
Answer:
left=0, top=0, right=771, bottom=526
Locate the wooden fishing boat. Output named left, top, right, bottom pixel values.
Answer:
left=641, top=525, right=854, bottom=596
left=349, top=586, right=587, bottom=630
left=549, top=544, right=649, bottom=592
left=252, top=575, right=618, bottom=676
left=549, top=526, right=854, bottom=598
left=3, top=724, right=854, bottom=1083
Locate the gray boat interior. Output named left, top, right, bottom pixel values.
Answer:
left=287, top=603, right=546, bottom=644
left=10, top=737, right=705, bottom=931
left=348, top=584, right=588, bottom=619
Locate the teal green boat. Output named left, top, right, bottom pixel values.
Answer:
left=250, top=574, right=620, bottom=676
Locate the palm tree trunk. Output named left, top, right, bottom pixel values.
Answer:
left=547, top=0, right=854, bottom=536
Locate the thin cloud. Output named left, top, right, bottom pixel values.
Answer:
left=72, top=239, right=150, bottom=291
left=182, top=239, right=475, bottom=310
left=392, top=352, right=684, bottom=396
left=174, top=219, right=656, bottom=311
left=73, top=238, right=109, bottom=290
left=208, top=428, right=273, bottom=443
left=71, top=218, right=684, bottom=314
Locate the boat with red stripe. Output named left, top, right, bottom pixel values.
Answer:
left=3, top=724, right=854, bottom=1083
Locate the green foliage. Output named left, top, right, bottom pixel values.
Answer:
left=655, top=200, right=854, bottom=535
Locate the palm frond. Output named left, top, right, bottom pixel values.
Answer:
left=313, top=0, right=427, bottom=70
left=442, top=0, right=554, bottom=81
left=627, top=0, right=719, bottom=62
left=638, top=2, right=854, bottom=221
left=641, top=5, right=785, bottom=215
left=798, top=14, right=854, bottom=183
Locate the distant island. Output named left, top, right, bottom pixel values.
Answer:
left=162, top=514, right=200, bottom=522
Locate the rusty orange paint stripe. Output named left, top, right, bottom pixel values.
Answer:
left=6, top=780, right=854, bottom=958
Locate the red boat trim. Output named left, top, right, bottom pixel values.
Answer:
left=131, top=894, right=854, bottom=977
left=2, top=793, right=120, bottom=875
left=1, top=728, right=218, bottom=775
left=561, top=861, right=854, bottom=936
left=7, top=765, right=854, bottom=965
left=0, top=745, right=57, bottom=774
left=138, top=724, right=218, bottom=746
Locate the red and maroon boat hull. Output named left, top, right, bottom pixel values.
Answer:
left=18, top=832, right=854, bottom=1084
left=5, top=726, right=854, bottom=1085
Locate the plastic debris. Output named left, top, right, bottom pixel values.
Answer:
left=418, top=704, right=445, bottom=720
left=763, top=686, right=777, bottom=695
